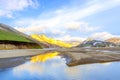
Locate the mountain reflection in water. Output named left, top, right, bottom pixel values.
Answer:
left=0, top=56, right=120, bottom=80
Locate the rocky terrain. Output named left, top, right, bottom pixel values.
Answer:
left=76, top=39, right=116, bottom=48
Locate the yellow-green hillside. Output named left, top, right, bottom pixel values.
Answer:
left=0, top=30, right=32, bottom=42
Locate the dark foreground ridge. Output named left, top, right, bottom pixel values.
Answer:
left=0, top=47, right=120, bottom=69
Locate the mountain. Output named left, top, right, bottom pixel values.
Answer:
left=76, top=39, right=116, bottom=48
left=31, top=34, right=72, bottom=48
left=0, top=23, right=49, bottom=49
left=106, top=37, right=120, bottom=45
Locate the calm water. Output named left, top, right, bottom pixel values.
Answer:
left=0, top=56, right=120, bottom=80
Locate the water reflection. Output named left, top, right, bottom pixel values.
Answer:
left=0, top=56, right=120, bottom=80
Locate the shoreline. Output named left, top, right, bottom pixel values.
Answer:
left=0, top=47, right=120, bottom=69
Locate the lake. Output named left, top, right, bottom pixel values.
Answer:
left=0, top=56, right=120, bottom=80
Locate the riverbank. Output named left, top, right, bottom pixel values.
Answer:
left=0, top=47, right=120, bottom=69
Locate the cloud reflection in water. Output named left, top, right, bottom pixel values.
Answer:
left=0, top=56, right=82, bottom=80
left=13, top=56, right=70, bottom=80
left=0, top=56, right=120, bottom=80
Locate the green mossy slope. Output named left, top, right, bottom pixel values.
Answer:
left=0, top=30, right=32, bottom=42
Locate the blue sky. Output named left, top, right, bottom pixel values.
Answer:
left=0, top=0, right=120, bottom=41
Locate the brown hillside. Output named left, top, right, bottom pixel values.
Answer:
left=106, top=37, right=120, bottom=44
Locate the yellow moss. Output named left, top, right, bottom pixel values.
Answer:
left=31, top=34, right=72, bottom=48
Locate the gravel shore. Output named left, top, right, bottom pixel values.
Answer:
left=1, top=47, right=120, bottom=69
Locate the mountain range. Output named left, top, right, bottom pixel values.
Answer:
left=1, top=23, right=120, bottom=49
left=76, top=39, right=119, bottom=48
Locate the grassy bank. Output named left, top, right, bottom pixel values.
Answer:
left=0, top=30, right=32, bottom=42
left=0, top=30, right=43, bottom=49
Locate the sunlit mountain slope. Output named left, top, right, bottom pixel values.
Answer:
left=31, top=34, right=72, bottom=48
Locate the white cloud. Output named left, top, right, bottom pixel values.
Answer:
left=0, top=0, right=38, bottom=18
left=64, top=21, right=100, bottom=32
left=55, top=35, right=86, bottom=41
left=54, top=0, right=120, bottom=21
left=14, top=0, right=120, bottom=30
left=13, top=0, right=120, bottom=40
left=64, top=22, right=80, bottom=30
left=15, top=26, right=46, bottom=33
left=90, top=32, right=120, bottom=40
left=50, top=29, right=66, bottom=35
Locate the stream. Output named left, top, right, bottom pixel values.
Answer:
left=0, top=56, right=120, bottom=80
